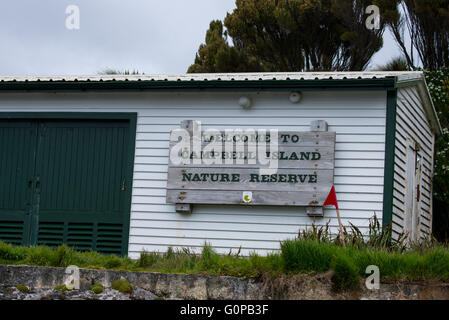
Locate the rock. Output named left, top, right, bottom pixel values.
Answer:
left=0, top=285, right=159, bottom=300
left=130, top=287, right=158, bottom=300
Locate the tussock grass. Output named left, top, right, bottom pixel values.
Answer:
left=1, top=213, right=449, bottom=291
left=1, top=240, right=448, bottom=284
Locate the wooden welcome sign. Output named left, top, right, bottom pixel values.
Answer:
left=166, top=120, right=336, bottom=216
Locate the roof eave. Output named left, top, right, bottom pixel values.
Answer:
left=0, top=78, right=396, bottom=92
left=397, top=76, right=443, bottom=137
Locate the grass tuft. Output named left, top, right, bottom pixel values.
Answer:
left=330, top=253, right=361, bottom=292
left=137, top=251, right=158, bottom=268
left=52, top=244, right=72, bottom=268
left=281, top=240, right=335, bottom=273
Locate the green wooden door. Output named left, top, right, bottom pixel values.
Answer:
left=0, top=118, right=133, bottom=255
left=0, top=120, right=37, bottom=246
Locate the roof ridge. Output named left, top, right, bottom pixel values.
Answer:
left=0, top=71, right=423, bottom=82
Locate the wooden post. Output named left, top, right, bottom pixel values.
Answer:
left=175, top=120, right=196, bottom=214
left=306, top=120, right=328, bottom=218
left=310, top=120, right=344, bottom=244
left=310, top=120, right=328, bottom=132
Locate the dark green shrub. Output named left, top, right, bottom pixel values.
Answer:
left=425, top=69, right=449, bottom=241
left=111, top=279, right=133, bottom=293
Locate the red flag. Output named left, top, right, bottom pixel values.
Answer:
left=323, top=186, right=338, bottom=210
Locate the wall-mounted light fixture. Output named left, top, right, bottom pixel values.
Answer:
left=289, top=91, right=302, bottom=104
left=239, top=96, right=252, bottom=109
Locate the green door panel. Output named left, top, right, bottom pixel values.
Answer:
left=35, top=120, right=131, bottom=255
left=0, top=120, right=37, bottom=246
left=0, top=116, right=135, bottom=255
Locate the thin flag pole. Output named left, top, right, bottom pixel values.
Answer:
left=336, top=207, right=345, bottom=247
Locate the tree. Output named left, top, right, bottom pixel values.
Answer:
left=425, top=69, right=449, bottom=241
left=388, top=0, right=449, bottom=70
left=189, top=0, right=390, bottom=73
left=375, top=56, right=410, bottom=71
left=187, top=20, right=265, bottom=73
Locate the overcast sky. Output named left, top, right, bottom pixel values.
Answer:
left=0, top=0, right=401, bottom=76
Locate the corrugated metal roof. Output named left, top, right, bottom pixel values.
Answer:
left=0, top=70, right=440, bottom=135
left=0, top=71, right=424, bottom=83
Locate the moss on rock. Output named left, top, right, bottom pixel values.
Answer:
left=54, top=284, right=72, bottom=292
left=90, top=283, right=104, bottom=294
left=16, top=284, right=29, bottom=293
left=111, top=279, right=133, bottom=294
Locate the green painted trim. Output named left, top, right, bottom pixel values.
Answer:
left=0, top=78, right=396, bottom=92
left=0, top=112, right=137, bottom=120
left=382, top=88, right=398, bottom=230
left=0, top=112, right=137, bottom=256
left=395, top=80, right=423, bottom=88
left=122, top=114, right=137, bottom=256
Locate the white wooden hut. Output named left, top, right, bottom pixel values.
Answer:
left=0, top=72, right=441, bottom=257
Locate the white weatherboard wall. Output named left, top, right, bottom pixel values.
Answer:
left=0, top=90, right=387, bottom=257
left=392, top=86, right=435, bottom=240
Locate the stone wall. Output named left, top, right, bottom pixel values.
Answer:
left=1, top=265, right=448, bottom=300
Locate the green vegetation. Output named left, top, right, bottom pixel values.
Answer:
left=1, top=216, right=449, bottom=292
left=90, top=283, right=104, bottom=294
left=16, top=284, right=29, bottom=293
left=0, top=241, right=134, bottom=270
left=111, top=280, right=133, bottom=294
left=1, top=240, right=448, bottom=282
left=330, top=253, right=360, bottom=292
left=54, top=285, right=72, bottom=292
left=189, top=0, right=390, bottom=73
left=425, top=68, right=449, bottom=241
